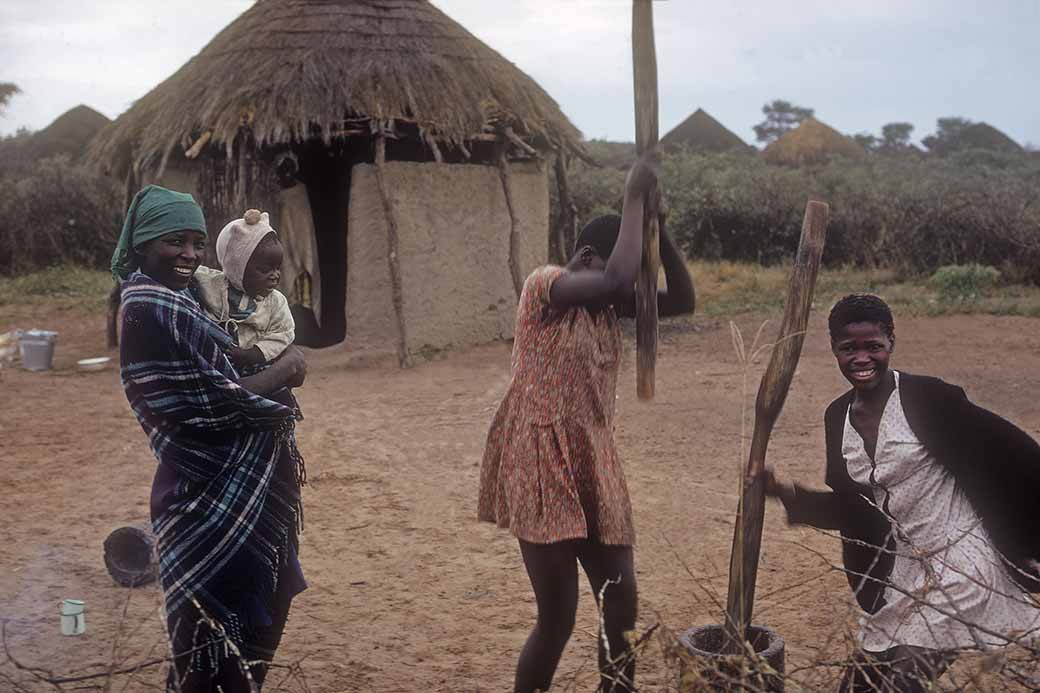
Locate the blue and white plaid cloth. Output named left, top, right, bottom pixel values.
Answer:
left=119, top=271, right=303, bottom=658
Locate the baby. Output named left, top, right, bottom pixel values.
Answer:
left=193, top=209, right=294, bottom=373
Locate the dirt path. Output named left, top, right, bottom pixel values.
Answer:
left=2, top=302, right=1039, bottom=691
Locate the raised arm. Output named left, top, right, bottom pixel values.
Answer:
left=656, top=212, right=695, bottom=316
left=549, top=156, right=658, bottom=308
left=619, top=208, right=695, bottom=318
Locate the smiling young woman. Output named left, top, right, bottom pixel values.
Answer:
left=135, top=229, right=207, bottom=291
left=763, top=294, right=1040, bottom=692
left=112, top=185, right=307, bottom=692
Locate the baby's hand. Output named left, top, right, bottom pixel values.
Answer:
left=228, top=345, right=265, bottom=370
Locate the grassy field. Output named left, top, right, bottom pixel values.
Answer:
left=691, top=260, right=1040, bottom=318
left=0, top=265, right=113, bottom=310
left=4, top=263, right=1040, bottom=319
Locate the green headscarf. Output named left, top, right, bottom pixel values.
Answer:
left=110, top=185, right=207, bottom=281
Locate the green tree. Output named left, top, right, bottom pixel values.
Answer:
left=0, top=83, right=20, bottom=114
left=922, top=117, right=973, bottom=155
left=853, top=132, right=879, bottom=153
left=753, top=99, right=814, bottom=144
left=880, top=122, right=914, bottom=150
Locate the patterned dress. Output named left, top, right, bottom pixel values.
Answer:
left=478, top=265, right=635, bottom=546
left=845, top=371, right=1040, bottom=652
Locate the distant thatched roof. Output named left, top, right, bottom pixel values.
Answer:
left=927, top=122, right=1023, bottom=156
left=660, top=108, right=750, bottom=154
left=29, top=105, right=110, bottom=161
left=763, top=118, right=866, bottom=167
left=965, top=123, right=1022, bottom=152
left=90, top=0, right=584, bottom=173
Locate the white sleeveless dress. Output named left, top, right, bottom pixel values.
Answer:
left=843, top=371, right=1040, bottom=652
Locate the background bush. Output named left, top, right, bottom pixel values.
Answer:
left=1, top=137, right=1038, bottom=286
left=0, top=149, right=123, bottom=276
left=560, top=147, right=1040, bottom=284
left=930, top=264, right=1001, bottom=301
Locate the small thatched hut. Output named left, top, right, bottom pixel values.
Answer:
left=29, top=105, right=110, bottom=162
left=90, top=0, right=586, bottom=363
left=926, top=122, right=1024, bottom=156
left=660, top=108, right=751, bottom=154
left=763, top=118, right=866, bottom=167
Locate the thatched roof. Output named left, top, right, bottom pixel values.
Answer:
left=90, top=0, right=584, bottom=172
left=965, top=123, right=1022, bottom=152
left=29, top=105, right=110, bottom=161
left=930, top=122, right=1023, bottom=156
left=763, top=118, right=866, bottom=167
left=660, top=108, right=750, bottom=153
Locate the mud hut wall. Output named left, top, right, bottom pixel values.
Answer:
left=140, top=152, right=286, bottom=268
left=346, top=161, right=548, bottom=354
left=141, top=162, right=201, bottom=203
left=138, top=160, right=215, bottom=262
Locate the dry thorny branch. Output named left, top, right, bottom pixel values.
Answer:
left=3, top=545, right=1038, bottom=690
left=644, top=321, right=1040, bottom=691
left=0, top=587, right=313, bottom=693
left=4, top=324, right=1039, bottom=691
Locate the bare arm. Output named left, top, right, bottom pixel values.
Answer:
left=239, top=345, right=306, bottom=396
left=619, top=211, right=695, bottom=318
left=228, top=345, right=266, bottom=371
left=549, top=156, right=657, bottom=308
left=655, top=214, right=695, bottom=316
left=761, top=467, right=843, bottom=529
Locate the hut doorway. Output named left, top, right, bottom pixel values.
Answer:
left=287, top=138, right=368, bottom=347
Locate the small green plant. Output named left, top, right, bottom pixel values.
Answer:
left=929, top=264, right=1001, bottom=301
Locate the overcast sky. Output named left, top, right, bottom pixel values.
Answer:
left=1, top=1, right=1038, bottom=147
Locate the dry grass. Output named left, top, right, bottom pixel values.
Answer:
left=0, top=265, right=112, bottom=310
left=691, top=261, right=1040, bottom=319
left=5, top=262, right=1040, bottom=320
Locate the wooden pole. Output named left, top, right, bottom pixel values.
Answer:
left=552, top=151, right=577, bottom=265
left=632, top=0, right=661, bottom=400
left=108, top=159, right=141, bottom=349
left=235, top=130, right=249, bottom=213
left=723, top=200, right=829, bottom=651
left=496, top=134, right=524, bottom=301
left=373, top=123, right=413, bottom=368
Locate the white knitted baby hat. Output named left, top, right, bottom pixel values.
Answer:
left=216, top=209, right=277, bottom=292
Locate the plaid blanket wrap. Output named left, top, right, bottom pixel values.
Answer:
left=119, top=272, right=302, bottom=656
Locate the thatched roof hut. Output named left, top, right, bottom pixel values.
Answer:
left=660, top=108, right=751, bottom=154
left=928, top=122, right=1024, bottom=156
left=91, top=0, right=586, bottom=363
left=29, top=105, right=110, bottom=162
left=762, top=118, right=866, bottom=167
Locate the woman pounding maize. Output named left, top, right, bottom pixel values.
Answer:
left=478, top=155, right=695, bottom=693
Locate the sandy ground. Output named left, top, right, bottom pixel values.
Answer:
left=2, top=300, right=1039, bottom=692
